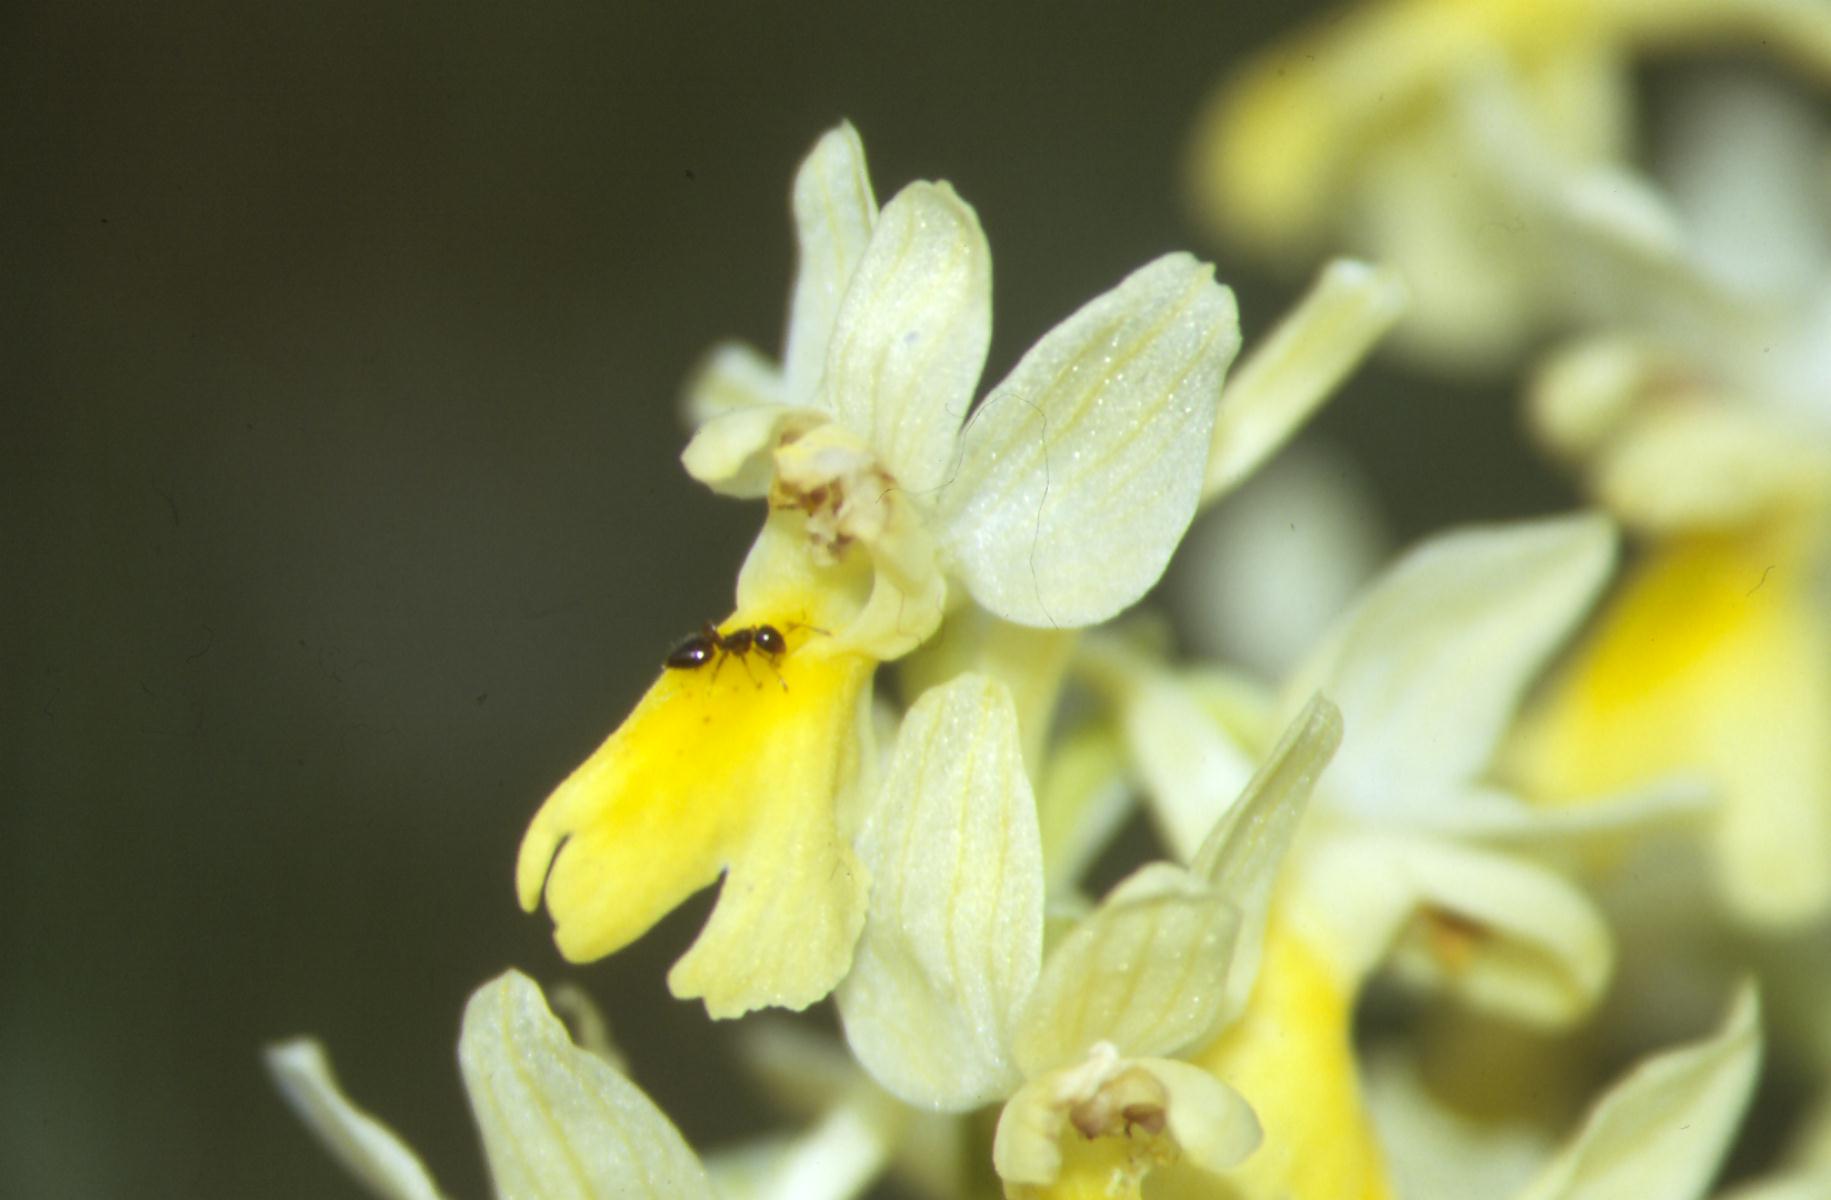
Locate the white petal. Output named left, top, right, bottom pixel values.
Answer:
left=783, top=122, right=879, bottom=404
left=263, top=1041, right=448, bottom=1200
left=1013, top=862, right=1239, bottom=1075
left=823, top=180, right=990, bottom=492
left=1283, top=513, right=1615, bottom=814
left=940, top=254, right=1240, bottom=628
left=1202, top=258, right=1406, bottom=502
left=1190, top=694, right=1343, bottom=1025
left=1516, top=984, right=1762, bottom=1200
left=458, top=971, right=715, bottom=1200
left=682, top=340, right=789, bottom=428
left=837, top=673, right=1042, bottom=1110
left=1299, top=833, right=1612, bottom=1027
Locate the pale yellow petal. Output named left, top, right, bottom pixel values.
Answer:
left=939, top=253, right=1239, bottom=628
left=895, top=604, right=1079, bottom=772
left=1297, top=832, right=1612, bottom=1027
left=263, top=1040, right=449, bottom=1200
left=1515, top=984, right=1762, bottom=1200
left=458, top=971, right=716, bottom=1200
left=1176, top=442, right=1391, bottom=680
left=1203, top=259, right=1406, bottom=503
left=1147, top=1057, right=1263, bottom=1176
left=736, top=1021, right=969, bottom=1200
left=991, top=1074, right=1074, bottom=1189
left=838, top=674, right=1042, bottom=1110
left=681, top=339, right=789, bottom=428
left=704, top=1103, right=895, bottom=1200
left=1034, top=722, right=1134, bottom=900
left=1527, top=335, right=1668, bottom=462
left=1189, top=694, right=1343, bottom=1025
left=992, top=1049, right=1258, bottom=1195
left=1283, top=513, right=1615, bottom=812
left=545, top=982, right=626, bottom=1073
left=1402, top=779, right=1712, bottom=855
left=1013, top=862, right=1239, bottom=1076
left=1116, top=661, right=1260, bottom=862
left=1361, top=1046, right=1551, bottom=1200
left=783, top=122, right=878, bottom=403
left=841, top=523, right=950, bottom=662
left=824, top=180, right=990, bottom=493
left=680, top=404, right=821, bottom=498
left=1594, top=404, right=1831, bottom=532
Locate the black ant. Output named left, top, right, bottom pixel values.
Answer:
left=665, top=621, right=790, bottom=687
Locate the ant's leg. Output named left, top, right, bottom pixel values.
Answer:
left=785, top=620, right=832, bottom=638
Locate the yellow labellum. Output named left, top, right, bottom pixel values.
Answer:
left=1179, top=918, right=1393, bottom=1200
left=517, top=611, right=874, bottom=1017
left=1511, top=524, right=1831, bottom=924
left=1008, top=1132, right=1158, bottom=1200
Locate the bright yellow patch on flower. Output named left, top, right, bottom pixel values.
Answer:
left=1008, top=1130, right=1159, bottom=1200
left=517, top=606, right=874, bottom=1017
left=1178, top=918, right=1392, bottom=1200
left=1510, top=523, right=1831, bottom=924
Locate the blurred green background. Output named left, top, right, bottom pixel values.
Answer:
left=4, top=3, right=1562, bottom=1196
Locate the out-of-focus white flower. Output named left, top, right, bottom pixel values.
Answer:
left=1516, top=74, right=1831, bottom=929
left=1185, top=0, right=1831, bottom=373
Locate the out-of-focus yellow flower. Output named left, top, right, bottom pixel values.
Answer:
left=1510, top=525, right=1831, bottom=927
left=1186, top=0, right=1831, bottom=371
left=1513, top=74, right=1831, bottom=928
left=1090, top=514, right=1706, bottom=1198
